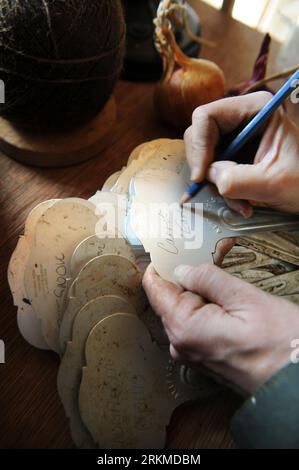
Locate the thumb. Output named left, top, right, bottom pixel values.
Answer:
left=174, top=263, right=251, bottom=307
left=207, top=160, right=270, bottom=202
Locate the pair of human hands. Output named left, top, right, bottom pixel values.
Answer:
left=143, top=92, right=299, bottom=394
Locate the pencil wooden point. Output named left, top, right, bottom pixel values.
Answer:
left=180, top=192, right=192, bottom=206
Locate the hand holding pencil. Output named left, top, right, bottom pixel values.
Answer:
left=182, top=70, right=299, bottom=215
left=143, top=72, right=299, bottom=427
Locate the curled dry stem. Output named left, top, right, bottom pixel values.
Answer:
left=242, top=65, right=299, bottom=94
left=154, top=0, right=215, bottom=79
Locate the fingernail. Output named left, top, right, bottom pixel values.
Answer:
left=240, top=206, right=253, bottom=219
left=191, top=165, right=201, bottom=181
left=174, top=265, right=191, bottom=282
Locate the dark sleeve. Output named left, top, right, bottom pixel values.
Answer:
left=231, top=363, right=299, bottom=449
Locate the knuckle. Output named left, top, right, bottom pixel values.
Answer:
left=192, top=106, right=208, bottom=123
left=192, top=272, right=204, bottom=289
left=217, top=169, right=235, bottom=196
left=179, top=291, right=194, bottom=307
left=171, top=332, right=187, bottom=352
left=256, top=168, right=288, bottom=204
left=196, top=262, right=215, bottom=282
left=170, top=318, right=189, bottom=351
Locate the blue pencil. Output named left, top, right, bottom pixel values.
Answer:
left=181, top=68, right=299, bottom=204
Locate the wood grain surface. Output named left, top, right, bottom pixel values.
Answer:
left=0, top=98, right=117, bottom=168
left=0, top=1, right=280, bottom=449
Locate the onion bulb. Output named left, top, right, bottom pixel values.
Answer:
left=154, top=28, right=225, bottom=128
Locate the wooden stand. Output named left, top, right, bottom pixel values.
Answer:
left=0, top=97, right=116, bottom=168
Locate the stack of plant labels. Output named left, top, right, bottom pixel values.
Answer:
left=8, top=138, right=299, bottom=448
left=8, top=139, right=220, bottom=449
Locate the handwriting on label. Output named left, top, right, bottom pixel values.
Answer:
left=157, top=210, right=179, bottom=255
left=156, top=204, right=203, bottom=254
left=54, top=254, right=67, bottom=299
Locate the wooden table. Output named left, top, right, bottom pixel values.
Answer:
left=0, top=1, right=281, bottom=449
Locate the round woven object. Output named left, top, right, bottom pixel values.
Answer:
left=0, top=0, right=125, bottom=132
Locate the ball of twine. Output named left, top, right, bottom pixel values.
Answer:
left=0, top=0, right=125, bottom=132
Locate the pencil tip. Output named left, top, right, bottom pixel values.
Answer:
left=180, top=193, right=192, bottom=206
